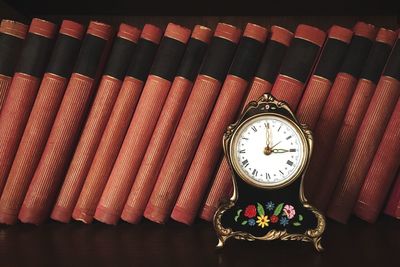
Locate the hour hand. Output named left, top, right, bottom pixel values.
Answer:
left=271, top=148, right=290, bottom=153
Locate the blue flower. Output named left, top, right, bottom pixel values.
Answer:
left=248, top=219, right=256, bottom=226
left=265, top=201, right=275, bottom=211
left=280, top=217, right=289, bottom=226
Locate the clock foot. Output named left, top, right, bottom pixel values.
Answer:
left=312, top=237, right=324, bottom=252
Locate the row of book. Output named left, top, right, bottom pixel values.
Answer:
left=0, top=18, right=398, bottom=226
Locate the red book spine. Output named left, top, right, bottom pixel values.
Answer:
left=50, top=24, right=140, bottom=223
left=296, top=25, right=353, bottom=130
left=94, top=23, right=191, bottom=225
left=0, top=18, right=56, bottom=197
left=18, top=21, right=112, bottom=225
left=200, top=26, right=294, bottom=221
left=327, top=37, right=400, bottom=223
left=303, top=22, right=377, bottom=200
left=385, top=171, right=400, bottom=218
left=144, top=23, right=241, bottom=224
left=0, top=19, right=28, bottom=111
left=71, top=25, right=162, bottom=224
left=312, top=28, right=397, bottom=212
left=171, top=23, right=268, bottom=225
left=271, top=24, right=326, bottom=110
left=121, top=25, right=212, bottom=224
left=0, top=20, right=84, bottom=225
left=354, top=98, right=400, bottom=222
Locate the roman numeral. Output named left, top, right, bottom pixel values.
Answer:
left=242, top=159, right=249, bottom=167
left=279, top=170, right=284, bottom=175
left=242, top=137, right=249, bottom=140
left=287, top=160, right=293, bottom=166
left=252, top=169, right=258, bottom=176
left=239, top=149, right=246, bottom=153
left=278, top=125, right=282, bottom=132
left=266, top=173, right=271, bottom=180
left=286, top=135, right=292, bottom=140
left=289, top=149, right=296, bottom=152
left=251, top=126, right=257, bottom=132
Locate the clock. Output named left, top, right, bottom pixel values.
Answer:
left=214, top=93, right=325, bottom=251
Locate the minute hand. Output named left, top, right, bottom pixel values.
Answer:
left=271, top=148, right=290, bottom=153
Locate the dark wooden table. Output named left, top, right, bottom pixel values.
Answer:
left=0, top=215, right=398, bottom=267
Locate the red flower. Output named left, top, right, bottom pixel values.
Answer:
left=244, top=205, right=257, bottom=218
left=270, top=215, right=278, bottom=223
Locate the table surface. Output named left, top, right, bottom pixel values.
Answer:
left=0, top=215, right=398, bottom=267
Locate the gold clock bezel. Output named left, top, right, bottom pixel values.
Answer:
left=229, top=113, right=309, bottom=190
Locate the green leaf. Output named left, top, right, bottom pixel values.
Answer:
left=274, top=203, right=284, bottom=216
left=298, top=214, right=303, bottom=221
left=257, top=203, right=265, bottom=216
left=293, top=222, right=301, bottom=226
left=241, top=220, right=248, bottom=225
left=234, top=209, right=242, bottom=222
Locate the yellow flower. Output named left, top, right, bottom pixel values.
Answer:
left=256, top=215, right=270, bottom=228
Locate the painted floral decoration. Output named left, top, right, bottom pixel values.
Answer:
left=234, top=201, right=303, bottom=228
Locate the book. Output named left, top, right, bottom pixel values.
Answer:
left=94, top=23, right=191, bottom=225
left=312, top=28, right=397, bottom=212
left=303, top=22, right=377, bottom=201
left=0, top=20, right=84, bottom=225
left=121, top=25, right=212, bottom=224
left=18, top=21, right=112, bottom=225
left=72, top=24, right=161, bottom=224
left=385, top=170, right=400, bottom=218
left=171, top=23, right=268, bottom=225
left=0, top=19, right=28, bottom=111
left=0, top=18, right=56, bottom=197
left=144, top=23, right=241, bottom=224
left=270, top=24, right=326, bottom=110
left=354, top=98, right=400, bottom=222
left=327, top=33, right=400, bottom=224
left=296, top=25, right=353, bottom=130
left=51, top=23, right=140, bottom=223
left=200, top=25, right=294, bottom=221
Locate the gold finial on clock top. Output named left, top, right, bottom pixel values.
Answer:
left=213, top=93, right=325, bottom=251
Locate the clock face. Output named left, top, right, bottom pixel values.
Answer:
left=230, top=114, right=308, bottom=188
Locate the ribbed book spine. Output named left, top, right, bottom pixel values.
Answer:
left=312, top=28, right=397, bottom=212
left=121, top=25, right=212, bottom=224
left=0, top=20, right=84, bottom=225
left=354, top=98, right=400, bottom=222
left=0, top=18, right=55, bottom=197
left=327, top=33, right=400, bottom=223
left=200, top=26, right=294, bottom=221
left=296, top=25, right=353, bottom=130
left=72, top=24, right=161, bottom=224
left=94, top=23, right=191, bottom=225
left=304, top=22, right=376, bottom=200
left=0, top=19, right=28, bottom=111
left=144, top=23, right=241, bottom=224
left=270, top=24, right=326, bottom=110
left=171, top=23, right=268, bottom=225
left=385, top=171, right=400, bottom=218
left=51, top=24, right=140, bottom=223
left=18, top=21, right=112, bottom=225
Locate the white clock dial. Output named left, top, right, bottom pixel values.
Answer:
left=231, top=114, right=307, bottom=188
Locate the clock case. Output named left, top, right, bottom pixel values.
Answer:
left=214, top=93, right=325, bottom=251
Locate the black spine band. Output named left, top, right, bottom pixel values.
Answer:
left=279, top=38, right=320, bottom=83
left=0, top=33, right=25, bottom=76
left=199, top=36, right=237, bottom=81
left=255, top=40, right=288, bottom=84
left=176, top=38, right=208, bottom=82
left=103, top=37, right=136, bottom=80
left=150, top=37, right=187, bottom=81
left=360, top=41, right=393, bottom=84
left=46, top=34, right=82, bottom=78
left=383, top=40, right=400, bottom=81
left=228, top=36, right=264, bottom=81
left=314, top=38, right=349, bottom=82
left=126, top=38, right=159, bottom=81
left=73, top=34, right=108, bottom=78
left=340, top=35, right=374, bottom=78
left=15, top=32, right=54, bottom=78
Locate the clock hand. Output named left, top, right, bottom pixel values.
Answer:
left=264, top=123, right=272, bottom=155
left=270, top=141, right=282, bottom=149
left=271, top=148, right=290, bottom=153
